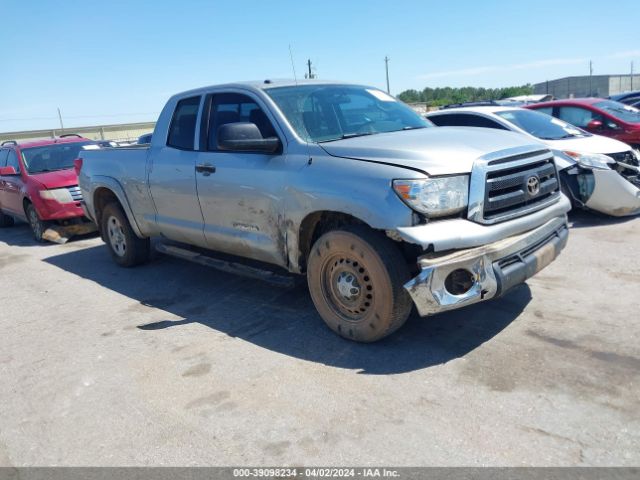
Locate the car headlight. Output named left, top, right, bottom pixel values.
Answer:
left=563, top=151, right=614, bottom=170
left=393, top=175, right=469, bottom=217
left=40, top=188, right=74, bottom=203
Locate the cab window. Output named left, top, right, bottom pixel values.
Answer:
left=206, top=93, right=277, bottom=151
left=167, top=96, right=201, bottom=150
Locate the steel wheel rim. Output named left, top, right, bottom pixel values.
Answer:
left=321, top=254, right=374, bottom=322
left=107, top=216, right=127, bottom=257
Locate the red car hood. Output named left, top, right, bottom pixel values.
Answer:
left=30, top=168, right=78, bottom=189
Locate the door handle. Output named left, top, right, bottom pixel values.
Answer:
left=195, top=164, right=216, bottom=176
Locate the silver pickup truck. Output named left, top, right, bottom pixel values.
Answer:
left=78, top=80, right=571, bottom=342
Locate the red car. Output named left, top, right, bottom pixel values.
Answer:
left=526, top=98, right=640, bottom=149
left=0, top=135, right=96, bottom=241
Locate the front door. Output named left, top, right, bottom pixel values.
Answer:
left=0, top=149, right=25, bottom=215
left=194, top=92, right=288, bottom=267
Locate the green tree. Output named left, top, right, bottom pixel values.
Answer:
left=397, top=84, right=534, bottom=106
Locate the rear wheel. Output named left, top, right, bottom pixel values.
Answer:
left=26, top=203, right=46, bottom=242
left=307, top=225, right=413, bottom=342
left=0, top=210, right=14, bottom=228
left=101, top=202, right=150, bottom=267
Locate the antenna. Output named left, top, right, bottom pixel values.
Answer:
left=289, top=45, right=298, bottom=85
left=384, top=56, right=391, bottom=94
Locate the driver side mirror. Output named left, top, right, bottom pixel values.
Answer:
left=217, top=122, right=281, bottom=153
left=0, top=166, right=17, bottom=176
left=586, top=119, right=603, bottom=131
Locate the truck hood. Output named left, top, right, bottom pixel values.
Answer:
left=544, top=133, right=632, bottom=155
left=319, top=127, right=545, bottom=175
left=30, top=168, right=78, bottom=189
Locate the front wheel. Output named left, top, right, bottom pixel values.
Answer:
left=101, top=202, right=150, bottom=267
left=307, top=226, right=413, bottom=342
left=26, top=203, right=47, bottom=242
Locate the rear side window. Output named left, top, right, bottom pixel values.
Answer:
left=167, top=96, right=201, bottom=150
left=0, top=149, right=8, bottom=167
left=6, top=150, right=20, bottom=173
left=429, top=113, right=507, bottom=130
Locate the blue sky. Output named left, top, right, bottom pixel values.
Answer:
left=1, top=0, right=639, bottom=132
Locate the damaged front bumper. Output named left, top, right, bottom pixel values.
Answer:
left=404, top=216, right=568, bottom=317
left=584, top=168, right=640, bottom=217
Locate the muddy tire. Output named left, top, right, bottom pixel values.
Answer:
left=0, top=211, right=14, bottom=228
left=307, top=225, right=413, bottom=342
left=101, top=202, right=150, bottom=267
left=26, top=203, right=47, bottom=242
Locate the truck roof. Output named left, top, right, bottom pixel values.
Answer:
left=171, top=79, right=363, bottom=99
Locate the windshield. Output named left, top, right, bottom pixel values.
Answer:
left=21, top=141, right=95, bottom=174
left=266, top=85, right=430, bottom=142
left=593, top=100, right=640, bottom=124
left=496, top=109, right=587, bottom=140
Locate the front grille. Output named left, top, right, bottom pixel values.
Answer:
left=608, top=150, right=639, bottom=167
left=67, top=185, right=83, bottom=202
left=483, top=157, right=559, bottom=222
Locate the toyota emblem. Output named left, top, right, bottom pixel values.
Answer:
left=526, top=176, right=540, bottom=196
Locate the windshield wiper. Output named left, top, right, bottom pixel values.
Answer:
left=402, top=126, right=427, bottom=131
left=340, top=132, right=375, bottom=139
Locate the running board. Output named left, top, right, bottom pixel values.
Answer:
left=155, top=243, right=296, bottom=288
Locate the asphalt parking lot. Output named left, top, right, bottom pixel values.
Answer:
left=1, top=211, right=639, bottom=467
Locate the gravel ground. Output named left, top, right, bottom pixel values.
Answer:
left=0, top=211, right=638, bottom=466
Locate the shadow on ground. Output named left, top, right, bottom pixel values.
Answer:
left=568, top=208, right=639, bottom=229
left=39, top=236, right=532, bottom=374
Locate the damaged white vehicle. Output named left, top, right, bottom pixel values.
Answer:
left=426, top=105, right=640, bottom=216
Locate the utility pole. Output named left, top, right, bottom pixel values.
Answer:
left=305, top=59, right=316, bottom=79
left=57, top=107, right=64, bottom=130
left=589, top=60, right=593, bottom=96
left=631, top=61, right=634, bottom=91
left=384, top=56, right=390, bottom=94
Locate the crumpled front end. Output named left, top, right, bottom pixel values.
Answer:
left=583, top=168, right=640, bottom=217
left=561, top=150, right=640, bottom=217
left=404, top=216, right=568, bottom=317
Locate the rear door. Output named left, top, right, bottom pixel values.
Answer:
left=193, top=91, right=289, bottom=267
left=148, top=95, right=208, bottom=247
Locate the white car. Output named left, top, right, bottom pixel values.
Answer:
left=426, top=104, right=640, bottom=217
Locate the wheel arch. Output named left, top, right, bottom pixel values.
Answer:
left=91, top=180, right=144, bottom=239
left=296, top=210, right=371, bottom=274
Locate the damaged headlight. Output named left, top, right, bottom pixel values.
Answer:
left=40, top=188, right=74, bottom=203
left=393, top=175, right=469, bottom=217
left=563, top=151, right=615, bottom=170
